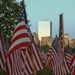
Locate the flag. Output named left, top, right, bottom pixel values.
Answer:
left=20, top=1, right=44, bottom=74
left=46, top=46, right=62, bottom=75
left=64, top=53, right=73, bottom=74
left=38, top=49, right=47, bottom=64
left=6, top=1, right=31, bottom=75
left=52, top=35, right=59, bottom=52
left=70, top=54, right=75, bottom=75
left=6, top=20, right=31, bottom=75
left=20, top=43, right=44, bottom=75
left=6, top=1, right=44, bottom=75
left=45, top=35, right=62, bottom=75
left=46, top=35, right=58, bottom=69
left=64, top=42, right=73, bottom=74
left=0, top=31, right=6, bottom=70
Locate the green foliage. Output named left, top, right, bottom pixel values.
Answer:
left=31, top=67, right=71, bottom=75
left=31, top=67, right=54, bottom=75
left=0, top=70, right=7, bottom=75
left=41, top=45, right=50, bottom=52
left=0, top=68, right=71, bottom=75
left=0, top=0, right=20, bottom=43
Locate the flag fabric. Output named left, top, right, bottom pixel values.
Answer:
left=64, top=53, right=73, bottom=74
left=46, top=46, right=62, bottom=75
left=19, top=1, right=44, bottom=75
left=6, top=21, right=31, bottom=75
left=39, top=51, right=46, bottom=63
left=0, top=31, right=6, bottom=70
left=20, top=43, right=44, bottom=75
left=45, top=47, right=53, bottom=69
left=6, top=1, right=31, bottom=75
left=38, top=49, right=47, bottom=64
left=52, top=35, right=59, bottom=52
left=46, top=35, right=59, bottom=69
left=45, top=34, right=63, bottom=75
left=64, top=43, right=73, bottom=74
left=70, top=54, right=75, bottom=75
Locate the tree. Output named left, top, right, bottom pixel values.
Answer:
left=41, top=45, right=50, bottom=52
left=0, top=70, right=7, bottom=75
left=0, top=0, right=20, bottom=43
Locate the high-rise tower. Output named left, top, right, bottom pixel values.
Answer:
left=38, top=21, right=52, bottom=45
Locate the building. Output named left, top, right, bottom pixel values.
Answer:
left=38, top=21, right=52, bottom=45
left=41, top=36, right=53, bottom=46
left=64, top=33, right=69, bottom=40
left=64, top=33, right=69, bottom=46
left=69, top=38, right=75, bottom=48
left=32, top=32, right=39, bottom=46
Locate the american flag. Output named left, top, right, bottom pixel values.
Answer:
left=52, top=35, right=59, bottom=52
left=70, top=54, right=75, bottom=75
left=6, top=1, right=31, bottom=75
left=46, top=46, right=62, bottom=75
left=64, top=43, right=73, bottom=74
left=38, top=48, right=47, bottom=64
left=20, top=43, right=44, bottom=75
left=0, top=31, right=6, bottom=70
left=46, top=35, right=58, bottom=68
left=45, top=34, right=63, bottom=75
left=6, top=1, right=43, bottom=75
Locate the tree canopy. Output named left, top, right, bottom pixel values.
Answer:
left=0, top=0, right=20, bottom=43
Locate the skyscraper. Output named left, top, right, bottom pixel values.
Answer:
left=38, top=21, right=52, bottom=45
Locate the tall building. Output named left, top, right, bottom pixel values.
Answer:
left=38, top=21, right=52, bottom=45
left=32, top=32, right=39, bottom=46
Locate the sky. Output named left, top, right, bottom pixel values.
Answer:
left=16, top=0, right=75, bottom=39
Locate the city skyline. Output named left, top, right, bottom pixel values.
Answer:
left=16, top=0, right=75, bottom=39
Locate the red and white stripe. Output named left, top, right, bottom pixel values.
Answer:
left=64, top=53, right=73, bottom=74
left=64, top=58, right=70, bottom=74
left=6, top=48, right=23, bottom=75
left=21, top=43, right=44, bottom=75
left=39, top=51, right=47, bottom=64
left=46, top=47, right=62, bottom=75
left=8, top=21, right=31, bottom=55
left=70, top=54, right=75, bottom=75
left=0, top=32, right=6, bottom=70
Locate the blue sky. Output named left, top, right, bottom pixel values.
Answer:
left=16, top=0, right=75, bottom=39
